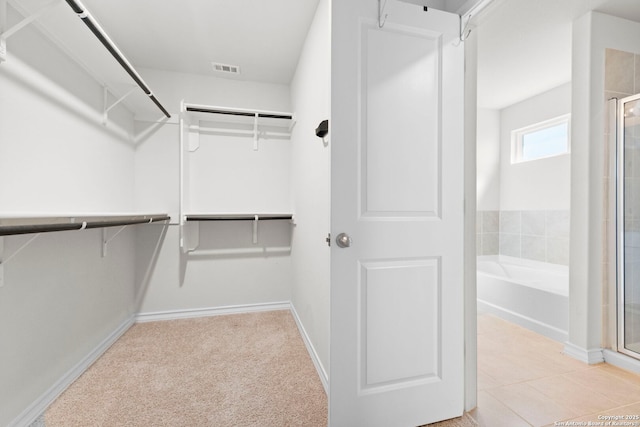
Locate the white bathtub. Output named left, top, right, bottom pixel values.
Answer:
left=477, top=255, right=569, bottom=342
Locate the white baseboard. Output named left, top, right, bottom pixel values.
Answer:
left=563, top=342, right=605, bottom=364
left=135, top=301, right=291, bottom=323
left=477, top=299, right=568, bottom=343
left=603, top=349, right=640, bottom=373
left=289, top=303, right=329, bottom=394
left=9, top=316, right=135, bottom=427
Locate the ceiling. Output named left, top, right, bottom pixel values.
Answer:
left=78, top=0, right=320, bottom=85
left=476, top=0, right=640, bottom=109
left=9, top=0, right=640, bottom=112
left=78, top=0, right=640, bottom=110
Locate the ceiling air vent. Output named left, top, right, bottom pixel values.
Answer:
left=212, top=62, right=241, bottom=75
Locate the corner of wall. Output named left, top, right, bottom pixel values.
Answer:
left=563, top=342, right=604, bottom=365
left=289, top=0, right=331, bottom=381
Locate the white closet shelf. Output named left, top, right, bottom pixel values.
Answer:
left=0, top=213, right=170, bottom=236
left=3, top=0, right=170, bottom=120
left=184, top=213, right=293, bottom=222
left=181, top=102, right=294, bottom=152
left=184, top=104, right=293, bottom=121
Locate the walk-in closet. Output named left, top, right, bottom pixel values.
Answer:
left=1, top=0, right=330, bottom=424
left=1, top=0, right=472, bottom=425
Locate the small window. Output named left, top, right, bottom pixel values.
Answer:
left=511, top=114, right=570, bottom=163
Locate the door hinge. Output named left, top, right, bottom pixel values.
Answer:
left=326, top=233, right=331, bottom=247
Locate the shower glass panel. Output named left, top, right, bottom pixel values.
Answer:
left=619, top=93, right=640, bottom=359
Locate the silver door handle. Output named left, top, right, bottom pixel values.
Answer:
left=336, top=233, right=352, bottom=248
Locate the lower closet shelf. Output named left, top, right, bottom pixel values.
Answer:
left=185, top=213, right=293, bottom=221
left=180, top=213, right=294, bottom=253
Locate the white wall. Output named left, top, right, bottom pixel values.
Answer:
left=0, top=19, right=141, bottom=427
left=476, top=108, right=500, bottom=211
left=476, top=83, right=571, bottom=213
left=499, top=83, right=571, bottom=211
left=134, top=70, right=294, bottom=314
left=188, top=127, right=291, bottom=213
left=135, top=67, right=291, bottom=118
left=0, top=38, right=135, bottom=214
left=289, top=0, right=331, bottom=387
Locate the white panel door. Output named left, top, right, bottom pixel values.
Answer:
left=329, top=1, right=464, bottom=426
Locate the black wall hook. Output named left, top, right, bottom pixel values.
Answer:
left=315, top=120, right=329, bottom=138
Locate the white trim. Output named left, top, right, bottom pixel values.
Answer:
left=460, top=0, right=495, bottom=20
left=603, top=349, right=640, bottom=374
left=8, top=316, right=135, bottom=427
left=563, top=342, right=605, bottom=364
left=135, top=302, right=291, bottom=323
left=477, top=299, right=568, bottom=343
left=290, top=303, right=329, bottom=394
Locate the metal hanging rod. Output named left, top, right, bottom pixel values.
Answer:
left=0, top=214, right=170, bottom=236
left=64, top=0, right=171, bottom=118
left=185, top=105, right=293, bottom=121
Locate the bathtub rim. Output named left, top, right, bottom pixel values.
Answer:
left=477, top=255, right=569, bottom=296
left=477, top=254, right=569, bottom=275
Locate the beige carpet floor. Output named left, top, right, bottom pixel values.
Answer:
left=45, top=310, right=327, bottom=426
left=45, top=310, right=476, bottom=427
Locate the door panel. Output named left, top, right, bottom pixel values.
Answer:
left=330, top=1, right=464, bottom=426
left=360, top=258, right=440, bottom=389
left=362, top=24, right=441, bottom=217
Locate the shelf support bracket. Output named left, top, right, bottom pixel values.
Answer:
left=103, top=86, right=137, bottom=125
left=0, top=0, right=60, bottom=64
left=184, top=221, right=200, bottom=252
left=253, top=113, right=259, bottom=151
left=102, top=226, right=127, bottom=257
left=288, top=117, right=297, bottom=133
left=253, top=215, right=259, bottom=244
left=0, top=233, right=41, bottom=287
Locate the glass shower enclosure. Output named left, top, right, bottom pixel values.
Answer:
left=618, top=93, right=640, bottom=359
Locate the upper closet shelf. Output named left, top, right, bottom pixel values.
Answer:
left=182, top=103, right=295, bottom=151
left=2, top=0, right=170, bottom=120
left=184, top=104, right=293, bottom=121
left=0, top=213, right=170, bottom=236
left=63, top=0, right=170, bottom=118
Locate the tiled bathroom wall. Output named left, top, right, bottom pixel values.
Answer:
left=477, top=210, right=570, bottom=265
left=476, top=210, right=499, bottom=256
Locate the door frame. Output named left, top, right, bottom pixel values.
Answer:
left=463, top=26, right=478, bottom=412
left=461, top=0, right=498, bottom=411
left=616, top=93, right=640, bottom=361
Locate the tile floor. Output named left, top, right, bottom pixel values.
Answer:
left=470, top=313, right=640, bottom=427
